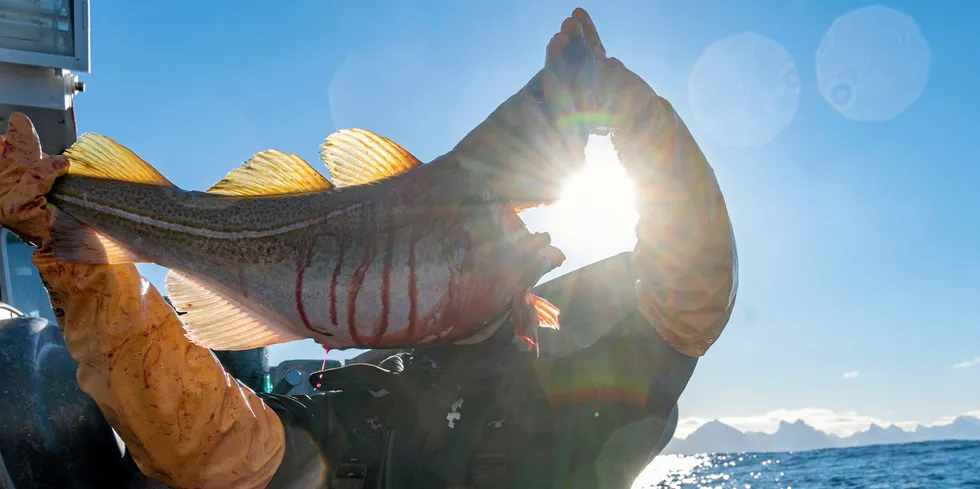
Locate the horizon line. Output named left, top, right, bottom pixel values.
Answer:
left=675, top=408, right=980, bottom=440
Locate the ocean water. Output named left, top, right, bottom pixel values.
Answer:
left=632, top=440, right=980, bottom=489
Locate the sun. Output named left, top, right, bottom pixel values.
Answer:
left=555, top=135, right=639, bottom=245
left=520, top=135, right=639, bottom=280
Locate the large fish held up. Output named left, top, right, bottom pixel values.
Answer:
left=41, top=16, right=599, bottom=354
left=48, top=129, right=567, bottom=354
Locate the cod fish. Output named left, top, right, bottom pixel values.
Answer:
left=42, top=17, right=598, bottom=353
left=48, top=129, right=568, bottom=354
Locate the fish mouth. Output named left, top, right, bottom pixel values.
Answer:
left=465, top=232, right=564, bottom=348
left=530, top=237, right=567, bottom=280
left=514, top=230, right=567, bottom=287
left=503, top=206, right=566, bottom=277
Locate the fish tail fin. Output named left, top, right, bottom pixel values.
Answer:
left=63, top=133, right=174, bottom=186
left=49, top=208, right=147, bottom=264
left=512, top=293, right=561, bottom=357
left=165, top=270, right=303, bottom=351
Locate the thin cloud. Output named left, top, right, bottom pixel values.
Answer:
left=951, top=357, right=980, bottom=369
left=842, top=371, right=860, bottom=379
left=674, top=416, right=712, bottom=439
left=927, top=410, right=980, bottom=427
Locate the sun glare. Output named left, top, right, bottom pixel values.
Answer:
left=521, top=135, right=639, bottom=281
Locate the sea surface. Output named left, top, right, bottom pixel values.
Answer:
left=631, top=440, right=980, bottom=489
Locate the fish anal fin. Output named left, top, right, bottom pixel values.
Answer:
left=50, top=210, right=147, bottom=264
left=164, top=270, right=302, bottom=351
left=64, top=134, right=173, bottom=186
left=319, top=128, right=422, bottom=187
left=206, top=149, right=334, bottom=197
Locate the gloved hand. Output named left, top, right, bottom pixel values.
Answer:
left=0, top=113, right=286, bottom=489
left=0, top=112, right=68, bottom=248
left=451, top=11, right=599, bottom=210
left=571, top=9, right=738, bottom=357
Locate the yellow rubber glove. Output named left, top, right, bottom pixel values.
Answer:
left=0, top=112, right=286, bottom=489
left=0, top=114, right=66, bottom=248
left=571, top=9, right=738, bottom=358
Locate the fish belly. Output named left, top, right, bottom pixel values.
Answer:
left=294, top=215, right=524, bottom=350
left=292, top=226, right=450, bottom=349
left=170, top=204, right=526, bottom=351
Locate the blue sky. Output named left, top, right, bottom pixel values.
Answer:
left=73, top=0, right=979, bottom=428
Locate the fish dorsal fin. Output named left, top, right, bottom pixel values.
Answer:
left=319, top=128, right=422, bottom=187
left=165, top=270, right=304, bottom=350
left=206, top=149, right=333, bottom=197
left=64, top=133, right=173, bottom=186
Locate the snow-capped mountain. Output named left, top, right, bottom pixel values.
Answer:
left=664, top=415, right=980, bottom=455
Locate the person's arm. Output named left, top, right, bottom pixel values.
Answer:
left=37, top=247, right=338, bottom=489
left=529, top=94, right=736, bottom=488
left=612, top=76, right=738, bottom=358
left=586, top=10, right=737, bottom=358
left=535, top=8, right=737, bottom=360
left=529, top=8, right=737, bottom=487
left=2, top=113, right=286, bottom=489
left=33, top=255, right=287, bottom=489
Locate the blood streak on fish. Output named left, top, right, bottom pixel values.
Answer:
left=406, top=232, right=419, bottom=342
left=375, top=219, right=396, bottom=347
left=348, top=245, right=373, bottom=347
left=238, top=267, right=249, bottom=299
left=329, top=243, right=346, bottom=326
left=295, top=251, right=316, bottom=335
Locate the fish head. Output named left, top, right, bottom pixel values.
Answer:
left=451, top=16, right=603, bottom=210
left=446, top=205, right=565, bottom=332
left=462, top=203, right=567, bottom=287
left=440, top=225, right=565, bottom=350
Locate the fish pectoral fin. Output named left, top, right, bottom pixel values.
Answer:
left=512, top=293, right=561, bottom=357
left=206, top=149, right=334, bottom=196
left=64, top=133, right=174, bottom=186
left=50, top=209, right=148, bottom=264
left=530, top=294, right=560, bottom=331
left=319, top=128, right=422, bottom=187
left=165, top=270, right=303, bottom=351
